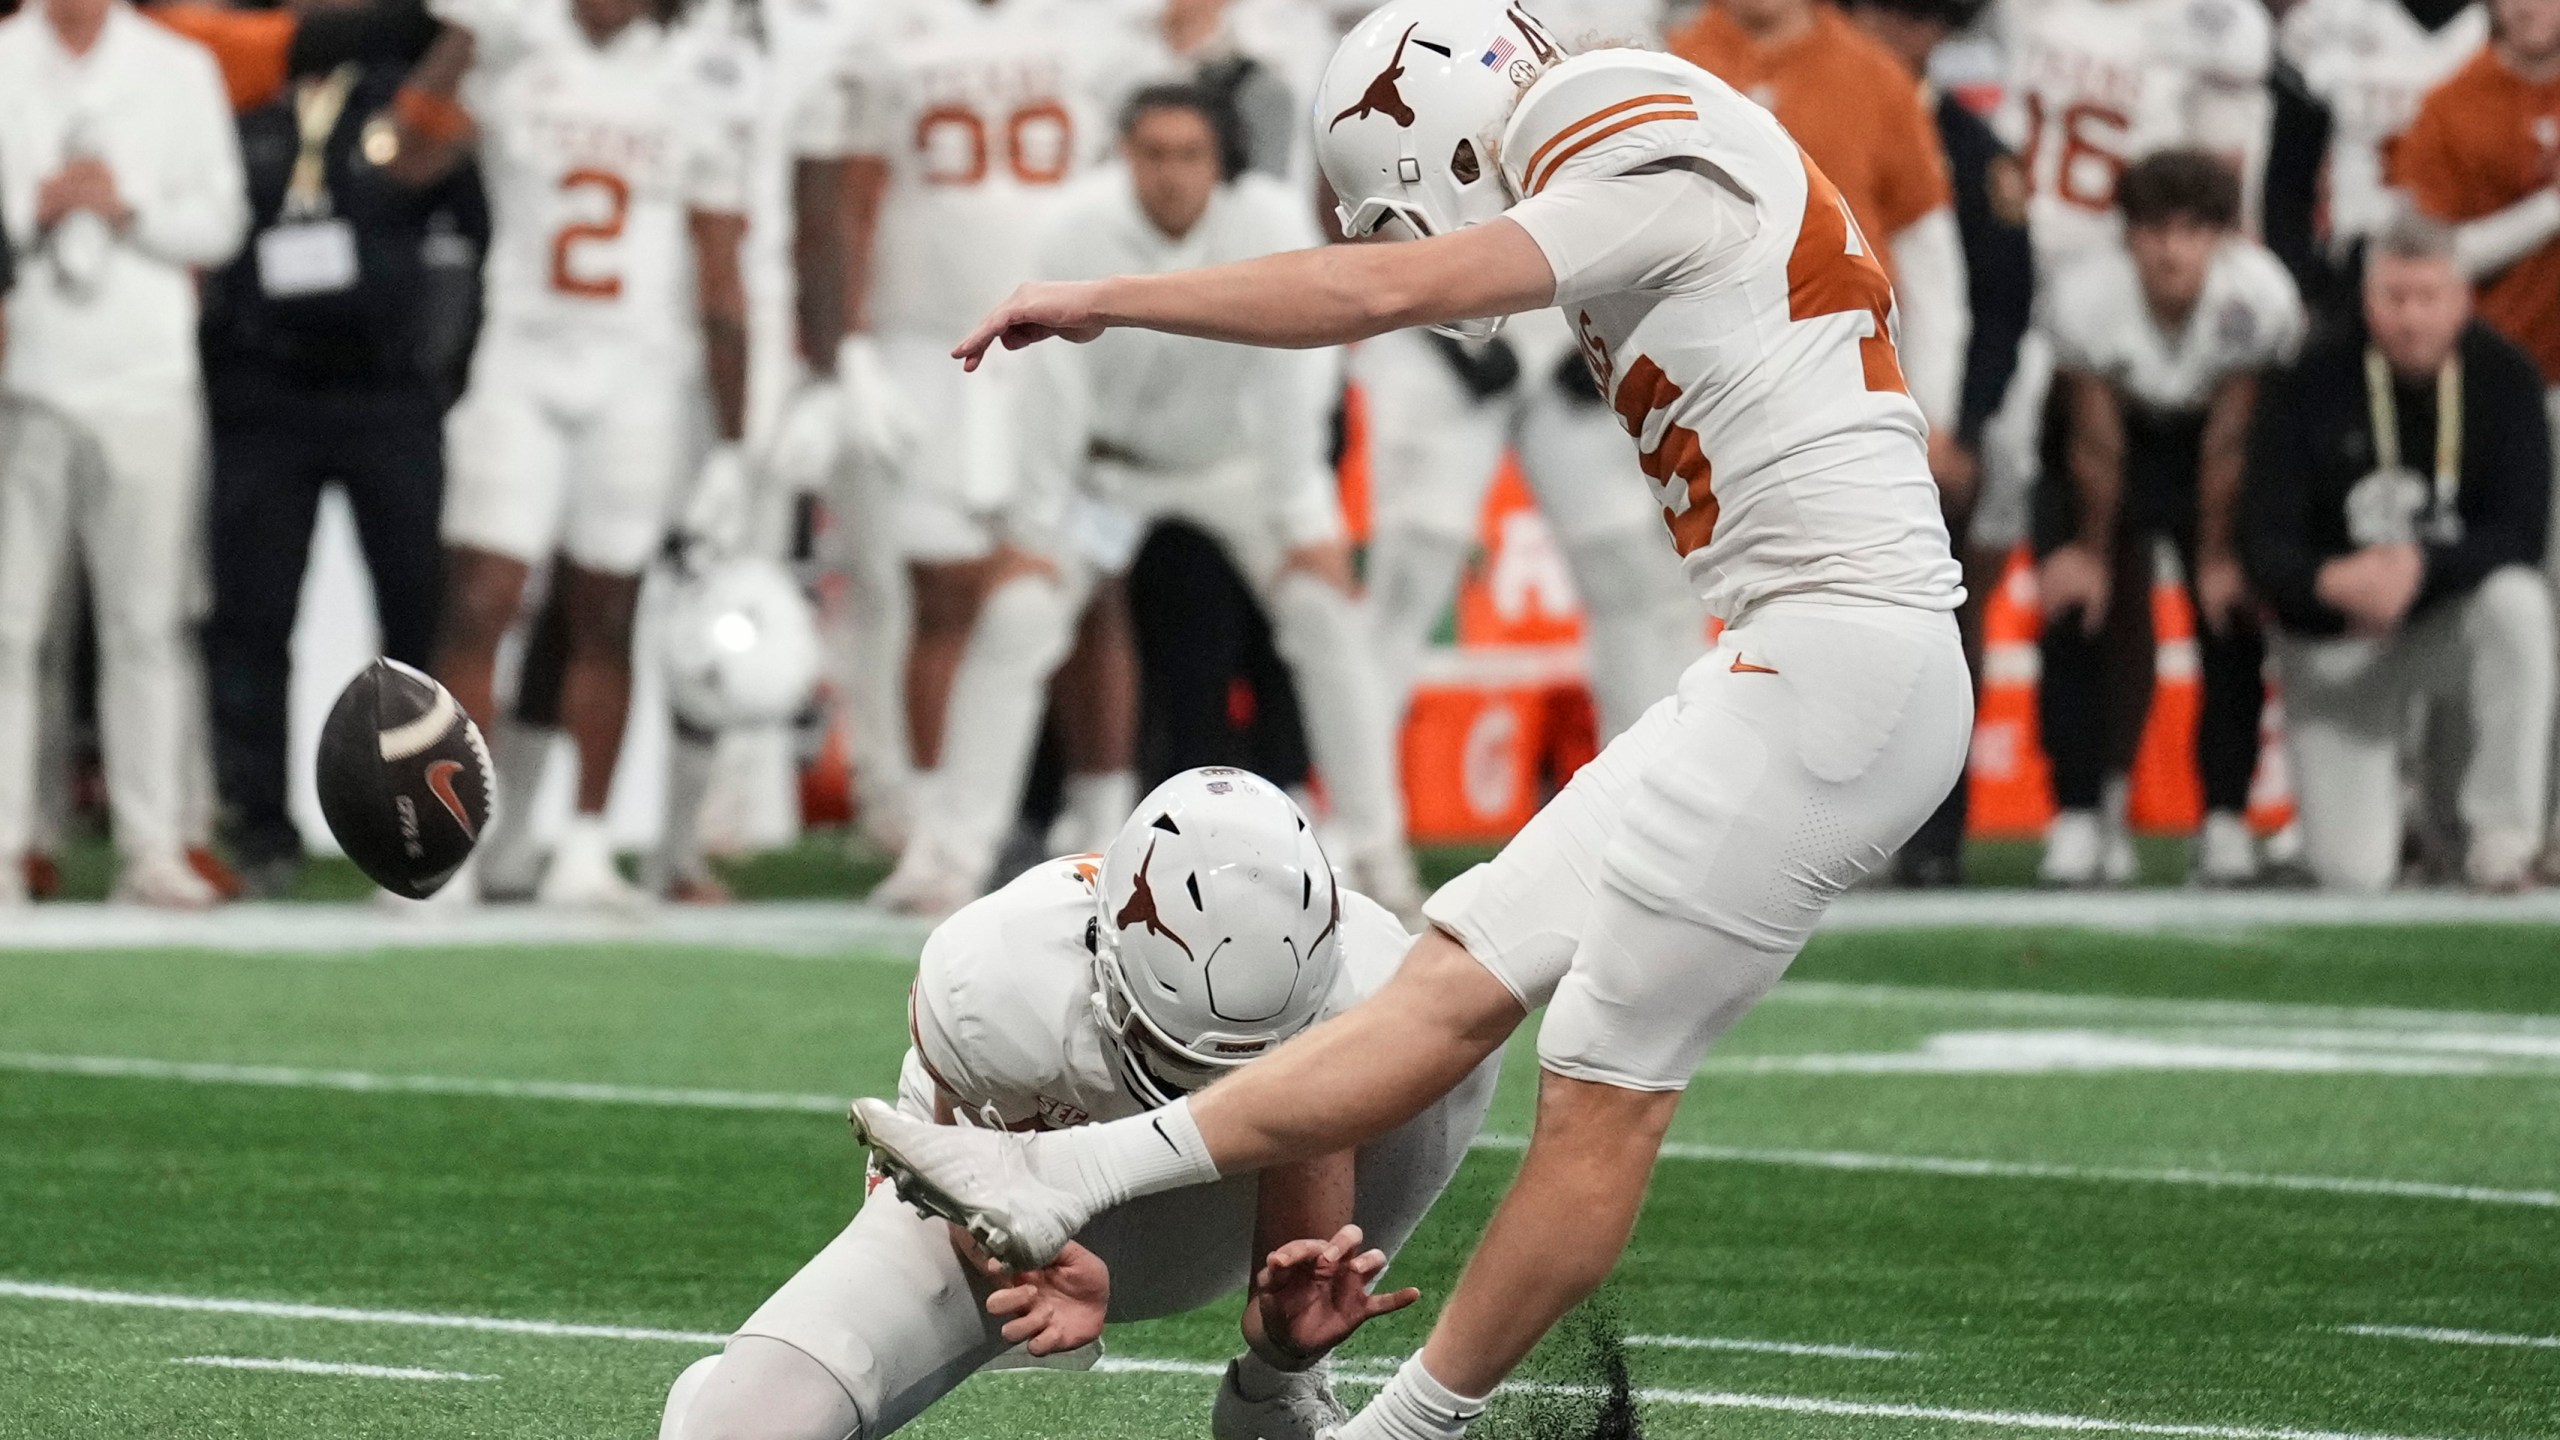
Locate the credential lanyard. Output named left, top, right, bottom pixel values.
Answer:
left=2365, top=346, right=2462, bottom=526
left=282, top=66, right=360, bottom=222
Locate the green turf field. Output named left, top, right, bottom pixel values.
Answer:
left=3, top=922, right=2556, bottom=1440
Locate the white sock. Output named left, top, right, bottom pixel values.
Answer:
left=1343, top=1355, right=1487, bottom=1440
left=1026, top=1096, right=1219, bottom=1211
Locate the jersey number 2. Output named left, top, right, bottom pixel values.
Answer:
left=550, top=169, right=629, bottom=299
left=1786, top=156, right=1908, bottom=397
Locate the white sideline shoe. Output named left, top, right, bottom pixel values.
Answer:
left=1342, top=841, right=1426, bottom=927
left=1213, top=1359, right=1348, bottom=1440
left=870, top=841, right=980, bottom=920
left=848, top=1097, right=1088, bottom=1271
left=2039, top=811, right=2103, bottom=886
left=2193, top=811, right=2258, bottom=887
left=2467, top=829, right=2536, bottom=893
left=111, top=853, right=219, bottom=909
left=537, top=819, right=650, bottom=911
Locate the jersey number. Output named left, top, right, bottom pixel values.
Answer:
left=1787, top=156, right=1909, bottom=398
left=915, top=100, right=1074, bottom=187
left=549, top=169, right=629, bottom=299
left=2020, top=94, right=2129, bottom=212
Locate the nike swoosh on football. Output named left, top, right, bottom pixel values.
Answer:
left=424, top=759, right=477, bottom=839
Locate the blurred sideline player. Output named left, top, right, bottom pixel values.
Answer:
left=1979, top=0, right=2274, bottom=874
left=1670, top=0, right=1973, bottom=478
left=2393, top=0, right=2560, bottom=873
left=853, top=7, right=1972, bottom=1440
left=800, top=0, right=1148, bottom=863
left=0, top=0, right=248, bottom=907
left=388, top=0, right=755, bottom=905
left=1354, top=0, right=1700, bottom=743
left=879, top=85, right=1416, bottom=920
left=2032, top=152, right=2303, bottom=886
left=2279, top=0, right=2485, bottom=282
left=658, top=769, right=1498, bottom=1440
left=1847, top=0, right=2038, bottom=885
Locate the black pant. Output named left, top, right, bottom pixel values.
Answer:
left=2032, top=400, right=2263, bottom=814
left=1125, top=520, right=1310, bottom=789
left=203, top=377, right=445, bottom=862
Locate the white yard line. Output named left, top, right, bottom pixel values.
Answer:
left=4, top=890, right=2559, bottom=955
left=1094, top=1357, right=2466, bottom=1440
left=9, top=1052, right=2551, bottom=1208
left=0, top=1281, right=2485, bottom=1440
left=0, top=1281, right=729, bottom=1345
left=0, top=1054, right=847, bottom=1113
left=1625, top=1333, right=1912, bottom=1360
left=2337, top=1325, right=2560, bottom=1350
left=171, top=1355, right=496, bottom=1381
left=1765, top=983, right=2560, bottom=1037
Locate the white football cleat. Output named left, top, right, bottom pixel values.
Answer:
left=111, top=853, right=219, bottom=909
left=869, top=841, right=979, bottom=920
left=538, top=819, right=651, bottom=911
left=1213, top=1359, right=1348, bottom=1440
left=2038, top=810, right=2103, bottom=887
left=2193, top=811, right=2258, bottom=887
left=1340, top=840, right=1426, bottom=928
left=847, top=1097, right=1089, bottom=1271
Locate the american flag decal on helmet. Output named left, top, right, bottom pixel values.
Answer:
left=1480, top=36, right=1515, bottom=67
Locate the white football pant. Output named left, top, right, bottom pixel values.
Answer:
left=1355, top=319, right=1700, bottom=741
left=661, top=1047, right=1497, bottom=1440
left=0, top=392, right=208, bottom=867
left=2275, top=566, right=2555, bottom=892
left=908, top=458, right=1405, bottom=888
left=1427, top=598, right=1972, bottom=1089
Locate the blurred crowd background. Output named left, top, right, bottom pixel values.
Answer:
left=0, top=0, right=2554, bottom=913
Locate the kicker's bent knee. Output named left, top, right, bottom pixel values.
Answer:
left=668, top=1337, right=865, bottom=1440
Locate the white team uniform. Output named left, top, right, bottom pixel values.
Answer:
left=694, top=858, right=1498, bottom=1437
left=1972, top=0, right=2274, bottom=547
left=437, top=0, right=755, bottom=574
left=909, top=172, right=1413, bottom=885
left=2043, top=239, right=2305, bottom=417
left=1417, top=50, right=1972, bottom=1088
left=819, top=0, right=1147, bottom=561
left=0, top=4, right=247, bottom=881
left=1353, top=1, right=1696, bottom=741
left=2278, top=0, right=2485, bottom=256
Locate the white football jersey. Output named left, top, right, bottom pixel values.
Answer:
left=2044, top=237, right=2305, bottom=411
left=2000, top=0, right=2272, bottom=269
left=903, top=855, right=1415, bottom=1130
left=1497, top=50, right=1963, bottom=622
left=824, top=0, right=1153, bottom=341
left=2279, top=0, right=2486, bottom=251
left=442, top=0, right=756, bottom=348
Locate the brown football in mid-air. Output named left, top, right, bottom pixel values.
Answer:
left=316, top=659, right=492, bottom=899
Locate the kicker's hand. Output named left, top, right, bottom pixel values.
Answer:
left=952, top=281, right=1109, bottom=370
left=1248, top=1225, right=1419, bottom=1368
left=980, top=1239, right=1111, bottom=1356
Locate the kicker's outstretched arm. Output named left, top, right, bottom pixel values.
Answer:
left=951, top=218, right=1557, bottom=367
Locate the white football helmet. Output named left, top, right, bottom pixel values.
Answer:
left=658, top=556, right=823, bottom=731
left=1090, top=768, right=1344, bottom=1107
left=1312, top=0, right=1565, bottom=336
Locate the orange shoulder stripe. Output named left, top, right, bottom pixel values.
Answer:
left=1527, top=107, right=1699, bottom=194
left=1518, top=93, right=1692, bottom=190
